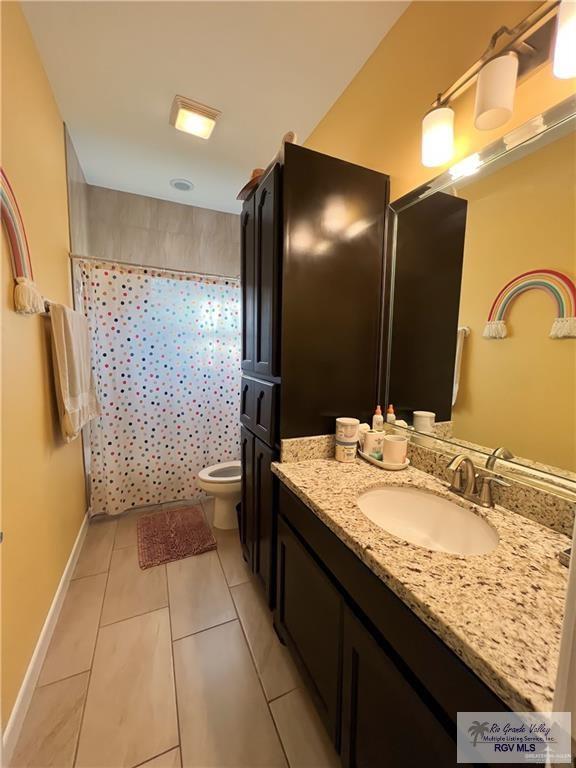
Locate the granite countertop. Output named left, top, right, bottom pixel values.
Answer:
left=271, top=457, right=570, bottom=713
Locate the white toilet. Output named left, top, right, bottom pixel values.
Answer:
left=198, top=460, right=242, bottom=529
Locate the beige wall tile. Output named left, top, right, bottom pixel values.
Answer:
left=270, top=688, right=340, bottom=768
left=73, top=520, right=117, bottom=579
left=76, top=609, right=178, bottom=768
left=10, top=672, right=89, bottom=768
left=38, top=573, right=107, bottom=686
left=166, top=551, right=235, bottom=640
left=213, top=527, right=251, bottom=587
left=173, top=621, right=287, bottom=768
left=86, top=186, right=239, bottom=277
left=100, top=546, right=167, bottom=626
left=231, top=580, right=300, bottom=701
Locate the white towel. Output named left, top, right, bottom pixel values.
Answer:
left=452, top=326, right=469, bottom=407
left=50, top=304, right=100, bottom=442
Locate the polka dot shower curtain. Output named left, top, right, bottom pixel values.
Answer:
left=79, top=260, right=241, bottom=516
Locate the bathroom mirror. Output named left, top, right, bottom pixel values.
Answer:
left=386, top=95, right=576, bottom=491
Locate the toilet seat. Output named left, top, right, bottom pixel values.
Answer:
left=198, top=460, right=241, bottom=484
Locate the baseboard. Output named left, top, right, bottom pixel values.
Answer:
left=2, top=513, right=89, bottom=764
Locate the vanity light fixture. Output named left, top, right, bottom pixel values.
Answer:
left=448, top=153, right=483, bottom=180
left=474, top=52, right=519, bottom=130
left=169, top=95, right=221, bottom=139
left=553, top=0, right=576, bottom=79
left=421, top=99, right=455, bottom=168
left=421, top=1, right=566, bottom=166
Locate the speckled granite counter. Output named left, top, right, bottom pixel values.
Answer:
left=271, top=457, right=570, bottom=713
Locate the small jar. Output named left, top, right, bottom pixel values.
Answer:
left=335, top=417, right=360, bottom=443
left=335, top=442, right=357, bottom=463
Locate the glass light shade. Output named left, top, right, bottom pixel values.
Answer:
left=474, top=53, right=519, bottom=130
left=554, top=0, right=576, bottom=79
left=421, top=105, right=454, bottom=167
left=174, top=108, right=216, bottom=139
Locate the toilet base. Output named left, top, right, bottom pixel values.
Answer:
left=213, top=495, right=239, bottom=530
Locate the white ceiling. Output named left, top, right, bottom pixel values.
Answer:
left=23, top=1, right=407, bottom=214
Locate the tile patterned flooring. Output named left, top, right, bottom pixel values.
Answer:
left=10, top=500, right=339, bottom=768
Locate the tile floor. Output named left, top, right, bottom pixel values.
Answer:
left=10, top=499, right=340, bottom=768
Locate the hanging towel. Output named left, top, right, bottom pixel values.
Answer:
left=50, top=304, right=100, bottom=442
left=452, top=326, right=470, bottom=407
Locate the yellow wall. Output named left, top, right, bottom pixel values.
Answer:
left=453, top=133, right=576, bottom=470
left=1, top=2, right=86, bottom=725
left=306, top=1, right=576, bottom=201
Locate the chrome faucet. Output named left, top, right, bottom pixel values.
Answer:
left=446, top=454, right=510, bottom=507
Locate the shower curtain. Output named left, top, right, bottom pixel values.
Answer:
left=79, top=260, right=241, bottom=516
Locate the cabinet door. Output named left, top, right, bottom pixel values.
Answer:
left=253, top=438, right=276, bottom=606
left=254, top=165, right=281, bottom=377
left=240, top=376, right=255, bottom=432
left=341, top=607, right=455, bottom=768
left=252, top=379, right=278, bottom=447
left=239, top=426, right=254, bottom=566
left=276, top=514, right=341, bottom=746
left=241, top=196, right=255, bottom=372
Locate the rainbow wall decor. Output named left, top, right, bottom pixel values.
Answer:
left=1, top=168, right=45, bottom=314
left=483, top=269, right=576, bottom=340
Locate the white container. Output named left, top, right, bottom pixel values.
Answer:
left=363, top=431, right=385, bottom=461
left=413, top=410, right=436, bottom=434
left=335, top=443, right=357, bottom=463
left=382, top=435, right=408, bottom=465
left=336, top=417, right=360, bottom=443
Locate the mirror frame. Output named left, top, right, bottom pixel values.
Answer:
left=385, top=94, right=576, bottom=494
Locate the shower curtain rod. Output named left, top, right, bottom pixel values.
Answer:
left=69, top=253, right=240, bottom=281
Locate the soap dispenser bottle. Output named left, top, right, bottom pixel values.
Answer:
left=372, top=405, right=384, bottom=431
left=386, top=404, right=396, bottom=424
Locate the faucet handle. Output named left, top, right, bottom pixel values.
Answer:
left=478, top=475, right=510, bottom=507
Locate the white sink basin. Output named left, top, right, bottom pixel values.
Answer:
left=357, top=486, right=499, bottom=555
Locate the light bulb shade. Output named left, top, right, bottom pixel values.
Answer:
left=554, top=0, right=576, bottom=79
left=421, top=105, right=454, bottom=167
left=474, top=53, right=519, bottom=130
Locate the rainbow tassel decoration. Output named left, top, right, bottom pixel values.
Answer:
left=483, top=269, right=576, bottom=340
left=1, top=168, right=45, bottom=314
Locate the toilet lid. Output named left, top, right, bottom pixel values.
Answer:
left=198, top=461, right=241, bottom=484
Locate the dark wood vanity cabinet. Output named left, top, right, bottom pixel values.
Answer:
left=240, top=196, right=255, bottom=372
left=253, top=164, right=281, bottom=378
left=341, top=608, right=455, bottom=768
left=240, top=146, right=390, bottom=608
left=239, top=425, right=276, bottom=605
left=275, top=482, right=515, bottom=768
left=276, top=515, right=342, bottom=744
left=241, top=163, right=281, bottom=377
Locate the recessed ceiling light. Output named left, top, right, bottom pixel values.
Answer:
left=169, top=95, right=220, bottom=139
left=170, top=178, right=194, bottom=192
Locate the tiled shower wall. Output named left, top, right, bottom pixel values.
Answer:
left=65, top=132, right=240, bottom=277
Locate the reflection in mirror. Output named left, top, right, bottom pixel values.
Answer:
left=387, top=97, right=576, bottom=485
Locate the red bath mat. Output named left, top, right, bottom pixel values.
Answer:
left=137, top=506, right=216, bottom=569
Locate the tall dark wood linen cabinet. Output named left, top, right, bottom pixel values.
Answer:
left=239, top=144, right=390, bottom=606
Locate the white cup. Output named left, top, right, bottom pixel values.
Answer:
left=412, top=410, right=436, bottom=434
left=382, top=434, right=408, bottom=465
left=336, top=417, right=360, bottom=443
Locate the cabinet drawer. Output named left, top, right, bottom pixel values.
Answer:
left=240, top=376, right=255, bottom=431
left=252, top=379, right=278, bottom=446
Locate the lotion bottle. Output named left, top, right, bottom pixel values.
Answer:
left=372, top=405, right=384, bottom=432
